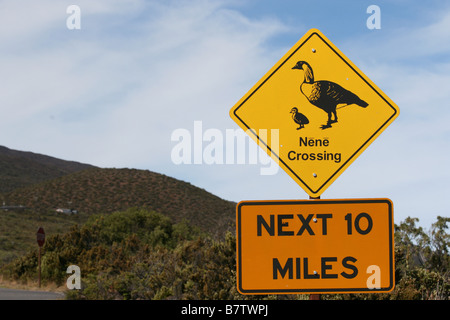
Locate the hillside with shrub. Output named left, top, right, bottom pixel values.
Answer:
left=1, top=208, right=448, bottom=300
left=0, top=147, right=448, bottom=300
left=1, top=208, right=238, bottom=300
left=0, top=148, right=235, bottom=265
left=1, top=167, right=236, bottom=238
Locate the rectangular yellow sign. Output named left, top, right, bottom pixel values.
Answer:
left=236, top=199, right=394, bottom=294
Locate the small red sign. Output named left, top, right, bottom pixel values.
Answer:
left=36, top=227, right=45, bottom=247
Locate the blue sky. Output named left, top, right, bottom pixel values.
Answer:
left=0, top=0, right=449, bottom=229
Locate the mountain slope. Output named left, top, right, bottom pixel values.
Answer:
left=0, top=147, right=236, bottom=264
left=0, top=145, right=95, bottom=194
left=2, top=167, right=236, bottom=237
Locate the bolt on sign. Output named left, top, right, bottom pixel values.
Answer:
left=229, top=29, right=399, bottom=197
left=236, top=199, right=394, bottom=294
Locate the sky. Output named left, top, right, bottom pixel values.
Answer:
left=0, top=0, right=449, bottom=229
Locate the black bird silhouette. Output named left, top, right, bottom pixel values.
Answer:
left=290, top=107, right=309, bottom=130
left=292, top=61, right=368, bottom=129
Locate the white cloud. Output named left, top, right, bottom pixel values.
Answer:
left=0, top=0, right=289, bottom=167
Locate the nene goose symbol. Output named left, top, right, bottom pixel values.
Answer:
left=292, top=61, right=368, bottom=129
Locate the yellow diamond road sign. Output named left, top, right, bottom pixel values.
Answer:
left=230, top=29, right=400, bottom=197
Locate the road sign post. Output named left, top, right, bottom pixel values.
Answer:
left=236, top=199, right=395, bottom=295
left=309, top=195, right=321, bottom=301
left=230, top=29, right=399, bottom=297
left=36, top=227, right=45, bottom=288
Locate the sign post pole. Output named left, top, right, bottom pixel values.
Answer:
left=36, top=227, right=45, bottom=288
left=38, top=246, right=41, bottom=288
left=309, top=196, right=321, bottom=301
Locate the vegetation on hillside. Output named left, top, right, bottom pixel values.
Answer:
left=1, top=208, right=448, bottom=300
left=1, top=208, right=237, bottom=299
left=1, top=168, right=235, bottom=238
left=0, top=209, right=82, bottom=264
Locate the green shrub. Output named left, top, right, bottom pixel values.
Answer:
left=1, top=210, right=448, bottom=300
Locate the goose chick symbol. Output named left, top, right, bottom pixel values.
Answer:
left=290, top=107, right=309, bottom=130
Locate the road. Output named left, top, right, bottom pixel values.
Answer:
left=0, top=287, right=64, bottom=300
